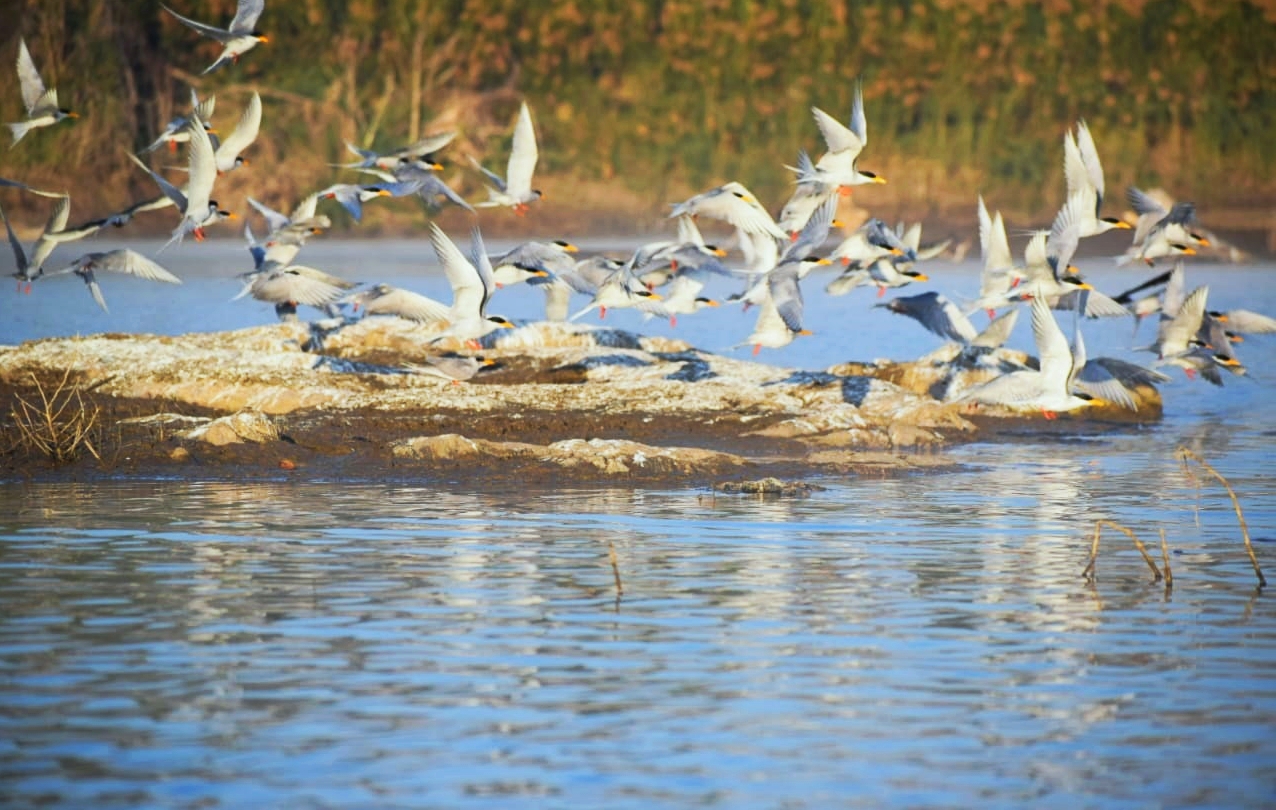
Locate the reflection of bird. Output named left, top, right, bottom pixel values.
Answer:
left=44, top=250, right=182, bottom=313
left=163, top=0, right=270, bottom=74
left=8, top=38, right=78, bottom=147
left=471, top=101, right=542, bottom=214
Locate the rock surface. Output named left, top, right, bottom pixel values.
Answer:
left=0, top=319, right=1162, bottom=484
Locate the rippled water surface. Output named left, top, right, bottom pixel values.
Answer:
left=3, top=434, right=1276, bottom=808
left=3, top=245, right=1276, bottom=806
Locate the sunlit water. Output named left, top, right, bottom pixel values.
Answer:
left=3, top=241, right=1276, bottom=807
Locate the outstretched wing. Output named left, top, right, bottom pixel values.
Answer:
left=505, top=101, right=539, bottom=198
left=15, top=39, right=47, bottom=114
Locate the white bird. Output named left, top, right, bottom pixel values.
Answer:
left=740, top=256, right=830, bottom=354
left=967, top=195, right=1026, bottom=318
left=1063, top=120, right=1131, bottom=238
left=247, top=193, right=329, bottom=265
left=961, top=296, right=1096, bottom=418
left=234, top=260, right=354, bottom=322
left=669, top=181, right=787, bottom=242
left=129, top=118, right=233, bottom=246
left=212, top=91, right=261, bottom=173
left=1120, top=187, right=1208, bottom=266
left=163, top=0, right=270, bottom=74
left=471, top=101, right=542, bottom=214
left=43, top=250, right=182, bottom=313
left=408, top=355, right=497, bottom=384
left=8, top=38, right=78, bottom=147
left=316, top=183, right=394, bottom=223
left=428, top=223, right=517, bottom=347
left=796, top=82, right=886, bottom=191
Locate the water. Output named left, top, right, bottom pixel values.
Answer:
left=3, top=242, right=1276, bottom=807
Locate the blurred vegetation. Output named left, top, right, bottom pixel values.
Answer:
left=2, top=0, right=1274, bottom=236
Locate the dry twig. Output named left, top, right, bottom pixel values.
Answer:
left=1177, top=447, right=1266, bottom=587
left=1082, top=519, right=1163, bottom=583
left=9, top=370, right=101, bottom=463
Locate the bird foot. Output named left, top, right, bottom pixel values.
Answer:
left=1042, top=409, right=1058, bottom=420
left=194, top=228, right=206, bottom=242
left=465, top=339, right=481, bottom=350
left=598, top=306, right=607, bottom=319
left=752, top=344, right=761, bottom=356
left=1185, top=368, right=1197, bottom=380
left=986, top=309, right=996, bottom=320
left=168, top=140, right=178, bottom=154
left=669, top=316, right=677, bottom=328
left=876, top=286, right=886, bottom=298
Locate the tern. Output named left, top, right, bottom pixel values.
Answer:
left=43, top=250, right=182, bottom=313
left=163, top=0, right=270, bottom=74
left=142, top=89, right=216, bottom=154
left=129, top=118, right=234, bottom=246
left=212, top=91, right=261, bottom=173
left=343, top=283, right=451, bottom=325
left=8, top=38, right=78, bottom=147
left=961, top=296, right=1097, bottom=418
left=471, top=101, right=542, bottom=214
left=1063, top=120, right=1131, bottom=237
left=428, top=223, right=518, bottom=347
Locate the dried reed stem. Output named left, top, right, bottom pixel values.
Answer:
left=1082, top=519, right=1162, bottom=582
left=1177, top=447, right=1266, bottom=587
left=608, top=541, right=623, bottom=596
left=1159, top=528, right=1173, bottom=587
left=10, top=370, right=101, bottom=463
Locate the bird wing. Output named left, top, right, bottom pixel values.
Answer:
left=290, top=191, right=319, bottom=222
left=1161, top=261, right=1186, bottom=316
left=781, top=194, right=837, bottom=264
left=1159, top=285, right=1209, bottom=356
left=811, top=101, right=863, bottom=158
left=97, top=249, right=183, bottom=283
left=1031, top=295, right=1073, bottom=391
left=505, top=101, right=539, bottom=198
left=1126, top=186, right=1167, bottom=246
left=469, top=225, right=497, bottom=315
left=194, top=90, right=217, bottom=124
left=253, top=269, right=346, bottom=306
left=45, top=194, right=72, bottom=234
left=82, top=268, right=109, bottom=312
left=15, top=39, right=47, bottom=114
left=392, top=130, right=457, bottom=159
left=162, top=4, right=234, bottom=41
left=971, top=306, right=1019, bottom=349
left=1062, top=129, right=1088, bottom=201
left=229, top=0, right=266, bottom=34
left=1047, top=192, right=1086, bottom=276
left=1222, top=308, right=1276, bottom=334
left=0, top=203, right=30, bottom=274
left=768, top=263, right=805, bottom=333
left=978, top=196, right=1013, bottom=276
left=184, top=118, right=218, bottom=216
left=429, top=223, right=485, bottom=321
left=248, top=197, right=290, bottom=232
left=366, top=287, right=451, bottom=323
left=215, top=91, right=261, bottom=164
left=1074, top=120, right=1106, bottom=209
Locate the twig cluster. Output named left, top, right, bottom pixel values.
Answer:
left=8, top=370, right=102, bottom=464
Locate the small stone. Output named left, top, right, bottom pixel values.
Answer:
left=169, top=446, right=191, bottom=462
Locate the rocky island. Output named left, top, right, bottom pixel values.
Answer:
left=0, top=320, right=1161, bottom=486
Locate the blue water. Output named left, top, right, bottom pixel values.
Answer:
left=2, top=241, right=1276, bottom=807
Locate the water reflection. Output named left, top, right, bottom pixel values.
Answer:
left=2, top=465, right=1274, bottom=807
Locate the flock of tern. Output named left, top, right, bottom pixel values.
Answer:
left=3, top=1, right=1273, bottom=400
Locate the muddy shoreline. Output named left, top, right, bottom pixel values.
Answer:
left=0, top=321, right=1160, bottom=488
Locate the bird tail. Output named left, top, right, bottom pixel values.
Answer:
left=7, top=121, right=32, bottom=147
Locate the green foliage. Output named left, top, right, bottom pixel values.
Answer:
left=2, top=0, right=1273, bottom=229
